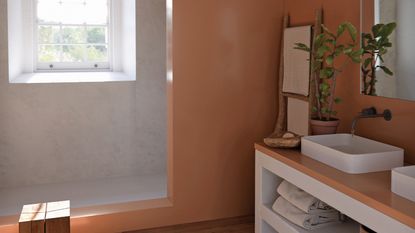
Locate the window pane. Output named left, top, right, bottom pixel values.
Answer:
left=37, top=0, right=108, bottom=24
left=85, top=0, right=108, bottom=24
left=38, top=45, right=61, bottom=62
left=87, top=27, right=107, bottom=43
left=36, top=0, right=111, bottom=69
left=38, top=25, right=60, bottom=44
left=62, top=26, right=86, bottom=44
left=37, top=1, right=62, bottom=24
left=87, top=45, right=108, bottom=62
left=60, top=1, right=87, bottom=24
left=62, top=45, right=85, bottom=62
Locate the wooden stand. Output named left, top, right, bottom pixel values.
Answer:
left=19, top=203, right=46, bottom=233
left=19, top=201, right=70, bottom=233
left=272, top=14, right=290, bottom=137
left=264, top=9, right=323, bottom=147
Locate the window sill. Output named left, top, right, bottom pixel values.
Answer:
left=10, top=72, right=135, bottom=84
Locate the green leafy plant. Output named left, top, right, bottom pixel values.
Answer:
left=361, top=23, right=397, bottom=96
left=295, top=22, right=363, bottom=121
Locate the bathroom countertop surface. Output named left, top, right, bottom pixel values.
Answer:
left=255, top=143, right=415, bottom=229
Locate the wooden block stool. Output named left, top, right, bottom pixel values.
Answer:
left=19, top=201, right=70, bottom=233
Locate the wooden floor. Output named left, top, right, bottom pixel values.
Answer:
left=125, top=216, right=254, bottom=233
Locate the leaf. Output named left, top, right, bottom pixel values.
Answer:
left=351, top=55, right=362, bottom=63
left=343, top=47, right=353, bottom=54
left=364, top=57, right=372, bottom=68
left=348, top=49, right=363, bottom=63
left=314, top=33, right=326, bottom=47
left=365, top=44, right=377, bottom=51
left=320, top=82, right=330, bottom=91
left=356, top=48, right=364, bottom=55
left=334, top=45, right=345, bottom=56
left=337, top=24, right=346, bottom=37
left=294, top=43, right=306, bottom=47
left=378, top=55, right=384, bottom=62
left=320, top=67, right=334, bottom=79
left=343, top=21, right=358, bottom=42
left=334, top=97, right=342, bottom=104
left=294, top=43, right=311, bottom=52
left=321, top=24, right=336, bottom=38
left=326, top=39, right=336, bottom=45
left=379, top=66, right=394, bottom=76
left=317, top=45, right=330, bottom=57
left=380, top=22, right=397, bottom=38
left=382, top=42, right=392, bottom=48
left=372, top=23, right=384, bottom=37
left=363, top=33, right=373, bottom=40
left=326, top=55, right=334, bottom=65
left=312, top=106, right=318, bottom=113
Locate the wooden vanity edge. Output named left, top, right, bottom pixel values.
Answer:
left=255, top=143, right=415, bottom=229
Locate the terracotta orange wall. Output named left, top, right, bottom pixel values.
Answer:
left=285, top=0, right=415, bottom=164
left=5, top=1, right=415, bottom=233
left=52, top=0, right=281, bottom=232
left=362, top=0, right=374, bottom=33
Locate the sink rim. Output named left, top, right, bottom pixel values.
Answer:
left=392, top=165, right=415, bottom=203
left=302, top=134, right=404, bottom=156
left=301, top=133, right=404, bottom=174
left=392, top=165, right=415, bottom=178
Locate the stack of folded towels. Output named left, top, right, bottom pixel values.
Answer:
left=272, top=180, right=341, bottom=230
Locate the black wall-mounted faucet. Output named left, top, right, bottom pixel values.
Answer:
left=351, top=107, right=392, bottom=135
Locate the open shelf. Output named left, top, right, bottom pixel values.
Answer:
left=261, top=219, right=278, bottom=233
left=257, top=160, right=360, bottom=233
left=256, top=144, right=415, bottom=233
left=261, top=203, right=360, bottom=233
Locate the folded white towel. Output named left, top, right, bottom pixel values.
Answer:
left=272, top=196, right=341, bottom=230
left=277, top=180, right=334, bottom=214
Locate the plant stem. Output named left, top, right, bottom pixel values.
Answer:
left=362, top=67, right=369, bottom=94
left=327, top=59, right=350, bottom=120
left=368, top=54, right=379, bottom=95
left=314, top=69, right=322, bottom=120
left=310, top=50, right=322, bottom=120
left=327, top=72, right=337, bottom=120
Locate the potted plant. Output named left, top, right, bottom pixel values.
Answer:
left=294, top=22, right=363, bottom=135
left=361, top=23, right=397, bottom=96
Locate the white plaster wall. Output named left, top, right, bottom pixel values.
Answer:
left=396, top=0, right=415, bottom=100
left=373, top=0, right=415, bottom=100
left=7, top=0, right=23, bottom=79
left=7, top=0, right=35, bottom=77
left=375, top=0, right=397, bottom=98
left=0, top=0, right=167, bottom=189
left=110, top=0, right=136, bottom=76
left=122, top=0, right=137, bottom=78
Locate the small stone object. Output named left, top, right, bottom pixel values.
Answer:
left=282, top=132, right=296, bottom=139
left=264, top=131, right=301, bottom=148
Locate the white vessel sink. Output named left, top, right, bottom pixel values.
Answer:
left=392, top=166, right=415, bottom=202
left=301, top=134, right=404, bottom=174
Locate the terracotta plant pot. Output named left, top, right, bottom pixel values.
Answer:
left=310, top=119, right=340, bottom=135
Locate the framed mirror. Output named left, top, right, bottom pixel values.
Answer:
left=361, top=0, right=415, bottom=101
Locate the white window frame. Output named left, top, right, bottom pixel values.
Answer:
left=374, top=0, right=380, bottom=24
left=33, top=0, right=113, bottom=72
left=8, top=0, right=136, bottom=83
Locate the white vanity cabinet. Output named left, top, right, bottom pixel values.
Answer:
left=255, top=145, right=415, bottom=233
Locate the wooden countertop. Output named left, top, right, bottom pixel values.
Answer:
left=255, top=143, right=415, bottom=229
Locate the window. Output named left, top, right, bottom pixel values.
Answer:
left=35, top=0, right=110, bottom=71
left=374, top=0, right=380, bottom=24
left=8, top=0, right=136, bottom=83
